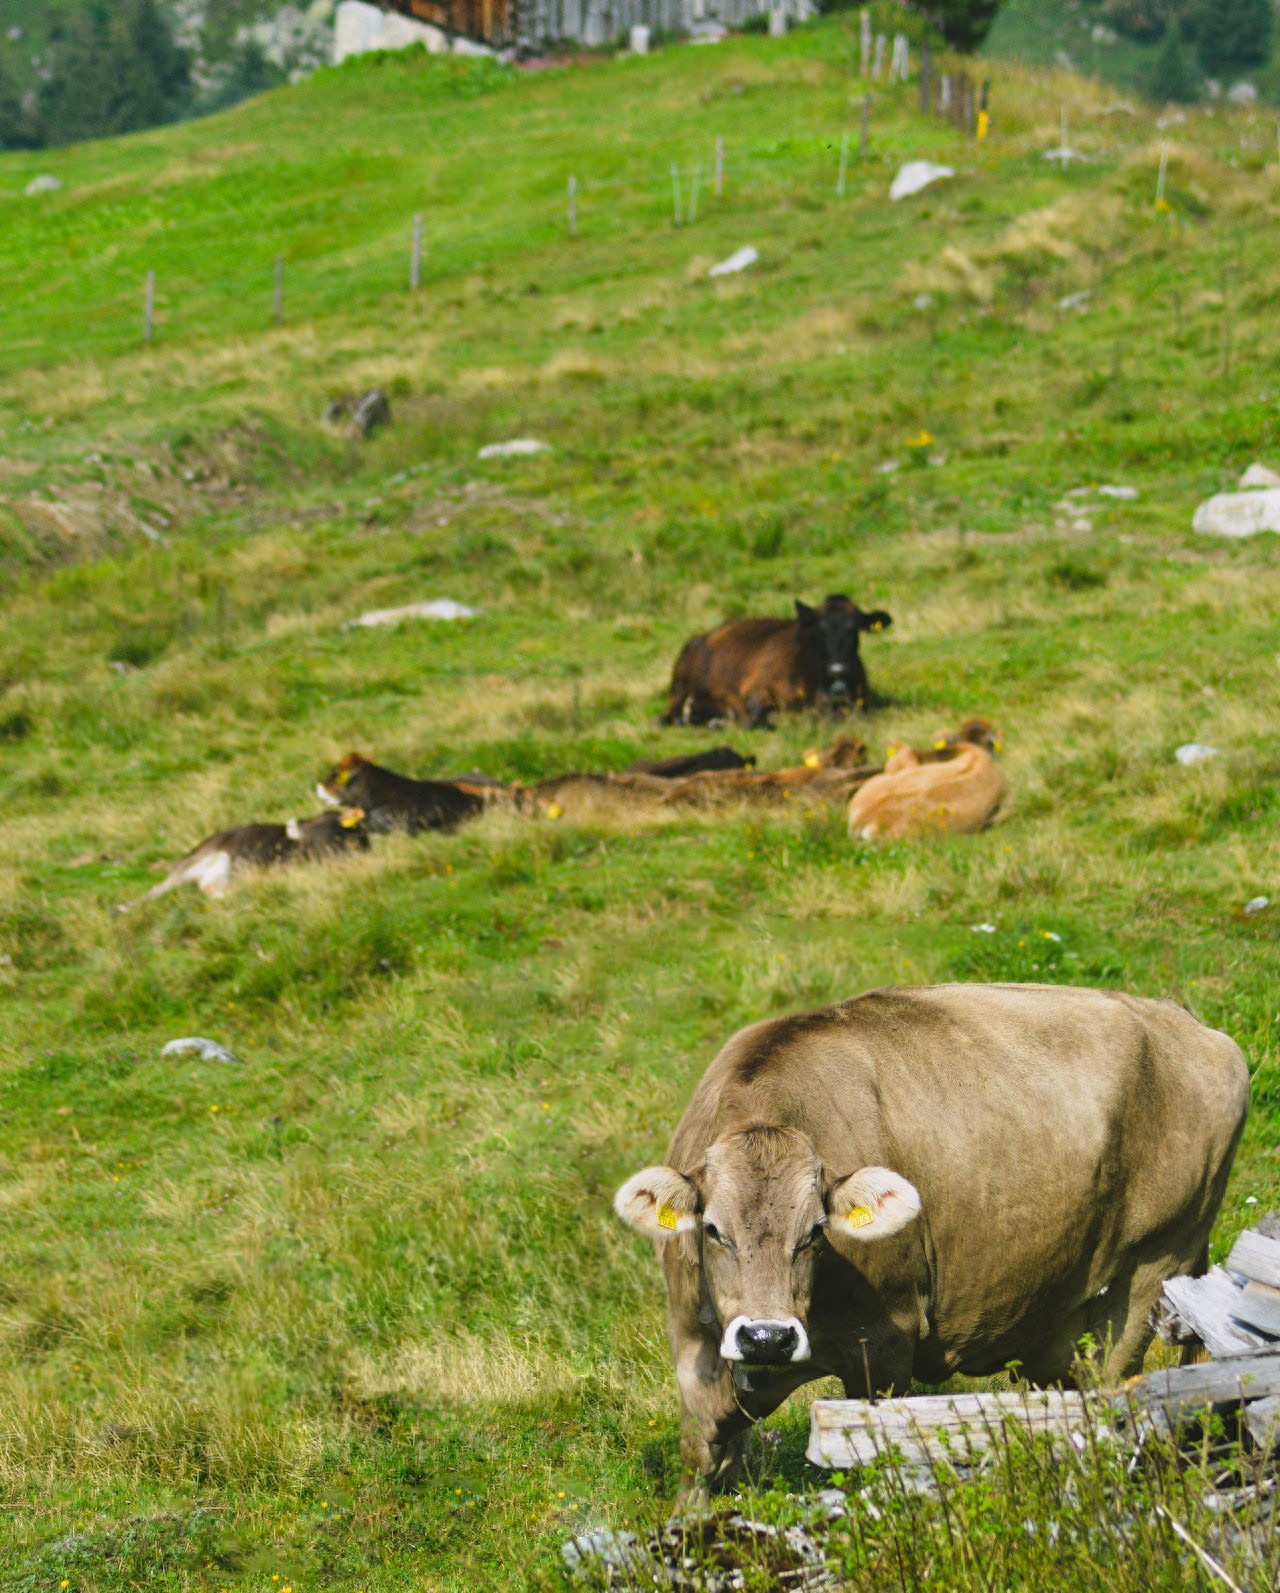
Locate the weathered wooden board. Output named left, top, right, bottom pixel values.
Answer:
left=1230, top=1280, right=1280, bottom=1340
left=807, top=1391, right=1088, bottom=1470
left=1130, top=1353, right=1280, bottom=1424
left=1156, top=1269, right=1269, bottom=1359
left=1244, top=1393, right=1280, bottom=1450
left=1227, top=1231, right=1280, bottom=1291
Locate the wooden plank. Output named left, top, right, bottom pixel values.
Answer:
left=1158, top=1270, right=1268, bottom=1359
left=1129, top=1353, right=1280, bottom=1425
left=1244, top=1393, right=1280, bottom=1450
left=1226, top=1231, right=1280, bottom=1291
left=1230, top=1280, right=1280, bottom=1340
left=807, top=1391, right=1088, bottom=1471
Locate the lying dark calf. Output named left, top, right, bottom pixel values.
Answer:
left=625, top=746, right=756, bottom=779
left=318, top=751, right=485, bottom=834
left=131, top=808, right=368, bottom=902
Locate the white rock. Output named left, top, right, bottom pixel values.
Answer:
left=1240, top=463, right=1280, bottom=490
left=1193, top=489, right=1280, bottom=538
left=709, top=245, right=759, bottom=277
left=971, top=923, right=997, bottom=933
left=335, top=0, right=445, bottom=60
left=629, top=23, right=649, bottom=51
left=345, top=598, right=477, bottom=628
left=1097, top=485, right=1138, bottom=500
left=162, top=1037, right=242, bottom=1065
left=889, top=161, right=953, bottom=201
left=1174, top=743, right=1218, bottom=765
left=1058, top=289, right=1091, bottom=311
left=1244, top=897, right=1270, bottom=917
left=477, top=438, right=551, bottom=459
left=25, top=175, right=62, bottom=196
left=1227, top=82, right=1258, bottom=105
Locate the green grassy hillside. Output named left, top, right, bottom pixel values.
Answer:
left=2, top=14, right=1280, bottom=1587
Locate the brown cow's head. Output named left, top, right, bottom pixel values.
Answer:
left=795, top=595, right=892, bottom=708
left=317, top=751, right=372, bottom=809
left=615, top=1125, right=920, bottom=1366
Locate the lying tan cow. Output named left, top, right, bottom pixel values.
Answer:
left=615, top=983, right=1248, bottom=1498
left=848, top=719, right=1005, bottom=841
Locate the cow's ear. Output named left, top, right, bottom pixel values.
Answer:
left=825, top=1167, right=920, bottom=1241
left=858, top=609, right=892, bottom=633
left=615, top=1166, right=700, bottom=1238
left=794, top=600, right=818, bottom=625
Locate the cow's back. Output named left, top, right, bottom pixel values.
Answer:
left=670, top=982, right=1248, bottom=1374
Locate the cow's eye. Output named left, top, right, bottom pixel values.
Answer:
left=703, top=1220, right=725, bottom=1245
left=798, top=1222, right=826, bottom=1252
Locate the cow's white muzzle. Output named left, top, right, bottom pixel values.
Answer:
left=719, top=1314, right=811, bottom=1365
left=316, top=783, right=340, bottom=808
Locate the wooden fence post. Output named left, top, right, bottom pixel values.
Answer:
left=145, top=270, right=155, bottom=343
left=411, top=213, right=423, bottom=288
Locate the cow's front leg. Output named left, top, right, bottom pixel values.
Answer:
left=674, top=1341, right=815, bottom=1504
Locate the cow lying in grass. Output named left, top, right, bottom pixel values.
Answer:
left=662, top=595, right=892, bottom=727
left=615, top=982, right=1248, bottom=1500
left=317, top=752, right=489, bottom=834
left=131, top=809, right=367, bottom=902
left=848, top=718, right=1006, bottom=841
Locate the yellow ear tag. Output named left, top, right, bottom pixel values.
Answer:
left=871, top=621, right=883, bottom=631
left=803, top=751, right=822, bottom=769
left=546, top=801, right=563, bottom=820
left=846, top=1204, right=875, bottom=1229
left=336, top=768, right=352, bottom=787
left=340, top=808, right=363, bottom=828
left=656, top=1204, right=680, bottom=1231
left=934, top=739, right=948, bottom=750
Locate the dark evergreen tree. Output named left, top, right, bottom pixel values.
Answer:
left=1151, top=24, right=1201, bottom=101
left=37, top=6, right=115, bottom=147
left=1196, top=0, right=1273, bottom=75
left=203, top=40, right=285, bottom=114
left=927, top=0, right=1001, bottom=51
left=0, top=45, right=35, bottom=149
left=105, top=0, right=192, bottom=134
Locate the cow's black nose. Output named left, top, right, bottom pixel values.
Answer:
left=737, top=1321, right=799, bottom=1365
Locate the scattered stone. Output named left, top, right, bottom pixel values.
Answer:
left=629, top=22, right=649, bottom=51
left=1097, top=485, right=1138, bottom=500
left=344, top=598, right=477, bottom=629
left=476, top=438, right=552, bottom=459
left=1227, top=82, right=1258, bottom=105
left=709, top=245, right=759, bottom=277
left=562, top=1528, right=644, bottom=1579
left=889, top=161, right=953, bottom=201
left=1058, top=289, right=1091, bottom=311
left=1174, top=743, right=1218, bottom=766
left=875, top=460, right=900, bottom=474
left=24, top=174, right=62, bottom=196
left=972, top=923, right=997, bottom=933
left=1240, top=464, right=1280, bottom=490
left=1193, top=489, right=1280, bottom=538
left=1244, top=897, right=1270, bottom=918
left=161, top=1037, right=242, bottom=1065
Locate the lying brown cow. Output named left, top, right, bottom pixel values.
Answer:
left=849, top=719, right=1006, bottom=841
left=615, top=983, right=1247, bottom=1498
left=662, top=594, right=892, bottom=728
left=131, top=809, right=367, bottom=902
left=318, top=752, right=487, bottom=834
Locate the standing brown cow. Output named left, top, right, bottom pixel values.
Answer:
left=661, top=595, right=892, bottom=727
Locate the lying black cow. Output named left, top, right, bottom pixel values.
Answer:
left=317, top=752, right=485, bottom=834
left=662, top=595, right=891, bottom=728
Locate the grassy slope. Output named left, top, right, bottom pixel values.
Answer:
left=1, top=12, right=1280, bottom=1587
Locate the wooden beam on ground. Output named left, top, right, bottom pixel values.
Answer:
left=1128, top=1353, right=1280, bottom=1425
left=1156, top=1269, right=1270, bottom=1359
left=1227, top=1231, right=1280, bottom=1292
left=807, top=1391, right=1089, bottom=1470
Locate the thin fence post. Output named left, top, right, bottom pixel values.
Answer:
left=144, top=270, right=155, bottom=343
left=688, top=163, right=701, bottom=225
left=859, top=91, right=870, bottom=156
left=411, top=213, right=423, bottom=289
left=568, top=173, right=577, bottom=237
left=274, top=254, right=283, bottom=326
left=714, top=134, right=723, bottom=198
left=836, top=128, right=849, bottom=195
left=670, top=162, right=682, bottom=227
